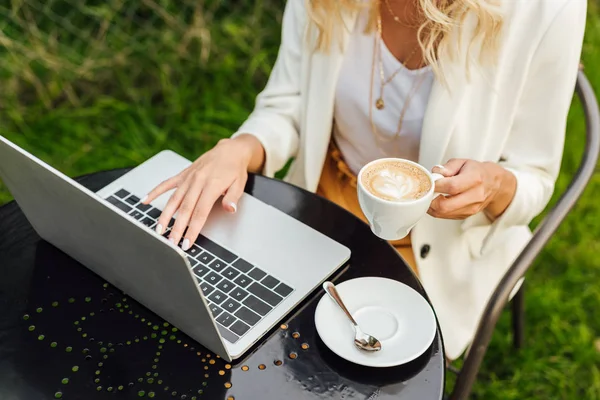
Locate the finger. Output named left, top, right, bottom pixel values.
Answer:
left=221, top=175, right=247, bottom=213
left=432, top=158, right=467, bottom=177
left=427, top=186, right=485, bottom=219
left=168, top=179, right=205, bottom=249
left=434, top=169, right=482, bottom=196
left=427, top=203, right=483, bottom=220
left=142, top=175, right=181, bottom=205
left=183, top=183, right=226, bottom=246
left=154, top=181, right=190, bottom=237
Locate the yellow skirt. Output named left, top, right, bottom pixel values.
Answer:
left=315, top=143, right=419, bottom=277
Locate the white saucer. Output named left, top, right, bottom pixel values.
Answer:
left=314, top=277, right=437, bottom=368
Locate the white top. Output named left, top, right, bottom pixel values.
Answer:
left=333, top=11, right=435, bottom=175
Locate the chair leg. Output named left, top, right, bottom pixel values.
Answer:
left=511, top=285, right=525, bottom=349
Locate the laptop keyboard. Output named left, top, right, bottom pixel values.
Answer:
left=104, top=188, right=295, bottom=344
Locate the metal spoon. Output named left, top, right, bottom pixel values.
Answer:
left=322, top=281, right=382, bottom=352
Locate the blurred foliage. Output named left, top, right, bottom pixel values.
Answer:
left=0, top=0, right=284, bottom=170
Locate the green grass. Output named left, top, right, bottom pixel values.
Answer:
left=1, top=1, right=600, bottom=398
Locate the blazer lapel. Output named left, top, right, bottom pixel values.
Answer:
left=419, top=14, right=478, bottom=170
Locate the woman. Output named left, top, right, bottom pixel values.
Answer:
left=142, top=0, right=586, bottom=360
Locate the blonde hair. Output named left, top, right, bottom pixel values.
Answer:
left=306, top=0, right=503, bottom=81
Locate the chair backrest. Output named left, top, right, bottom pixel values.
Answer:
left=449, top=69, right=600, bottom=400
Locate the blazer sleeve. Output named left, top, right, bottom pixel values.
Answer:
left=230, top=0, right=306, bottom=177
left=481, top=0, right=587, bottom=253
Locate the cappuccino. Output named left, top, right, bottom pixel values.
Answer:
left=360, top=160, right=431, bottom=202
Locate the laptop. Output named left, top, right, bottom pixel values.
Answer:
left=0, top=136, right=351, bottom=361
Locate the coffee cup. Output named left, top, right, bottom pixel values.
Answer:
left=357, top=158, right=443, bottom=241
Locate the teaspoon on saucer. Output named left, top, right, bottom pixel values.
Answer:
left=322, top=281, right=382, bottom=352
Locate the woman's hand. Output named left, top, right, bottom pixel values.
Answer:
left=427, top=159, right=517, bottom=221
left=141, top=134, right=265, bottom=250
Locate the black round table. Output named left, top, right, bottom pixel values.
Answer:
left=0, top=169, right=445, bottom=400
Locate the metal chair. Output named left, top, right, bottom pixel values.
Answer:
left=448, top=68, right=600, bottom=400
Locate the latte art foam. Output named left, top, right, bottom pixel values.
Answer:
left=361, top=160, right=431, bottom=202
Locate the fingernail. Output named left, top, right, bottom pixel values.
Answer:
left=140, top=195, right=148, bottom=204
left=434, top=164, right=446, bottom=171
left=155, top=224, right=163, bottom=235
left=181, top=239, right=191, bottom=251
left=228, top=201, right=237, bottom=213
left=168, top=238, right=175, bottom=244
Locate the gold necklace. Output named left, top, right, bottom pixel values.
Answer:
left=383, top=0, right=420, bottom=27
left=383, top=0, right=405, bottom=24
left=375, top=14, right=419, bottom=110
left=369, top=14, right=428, bottom=146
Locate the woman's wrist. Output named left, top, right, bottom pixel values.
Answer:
left=221, top=134, right=266, bottom=173
left=484, top=164, right=517, bottom=221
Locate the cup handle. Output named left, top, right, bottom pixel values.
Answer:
left=431, top=172, right=445, bottom=199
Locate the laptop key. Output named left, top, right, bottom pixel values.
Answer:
left=193, top=264, right=210, bottom=278
left=217, top=324, right=239, bottom=344
left=195, top=234, right=236, bottom=263
left=234, top=275, right=252, bottom=288
left=216, top=279, right=235, bottom=294
left=222, top=267, right=240, bottom=280
left=112, top=201, right=132, bottom=213
left=248, top=267, right=267, bottom=281
left=136, top=202, right=152, bottom=212
left=129, top=210, right=145, bottom=220
left=106, top=196, right=121, bottom=205
left=186, top=245, right=202, bottom=258
left=168, top=218, right=176, bottom=228
left=235, top=306, right=261, bottom=326
left=205, top=272, right=223, bottom=285
left=141, top=217, right=155, bottom=227
left=200, top=282, right=214, bottom=296
left=208, top=303, right=223, bottom=318
left=208, top=290, right=227, bottom=305
left=221, top=298, right=241, bottom=313
left=125, top=195, right=140, bottom=205
left=115, top=189, right=130, bottom=199
left=274, top=282, right=293, bottom=298
left=197, top=252, right=215, bottom=265
left=230, top=288, right=249, bottom=302
left=229, top=320, right=250, bottom=336
left=232, top=258, right=253, bottom=273
left=147, top=207, right=161, bottom=219
left=248, top=283, right=284, bottom=307
left=208, top=258, right=227, bottom=273
left=261, top=275, right=280, bottom=289
left=216, top=311, right=236, bottom=328
left=243, top=295, right=272, bottom=317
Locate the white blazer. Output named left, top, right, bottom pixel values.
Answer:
left=232, top=0, right=586, bottom=359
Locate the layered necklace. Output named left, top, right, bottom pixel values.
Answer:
left=368, top=0, right=428, bottom=147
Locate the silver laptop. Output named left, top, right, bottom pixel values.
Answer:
left=0, top=136, right=351, bottom=361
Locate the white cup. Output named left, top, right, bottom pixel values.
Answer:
left=357, top=158, right=444, bottom=241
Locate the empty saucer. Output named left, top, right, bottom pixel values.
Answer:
left=314, top=277, right=437, bottom=367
